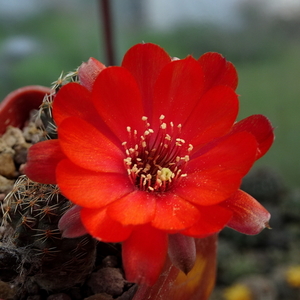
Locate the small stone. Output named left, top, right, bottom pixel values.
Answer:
left=13, top=142, right=31, bottom=165
left=0, top=175, right=14, bottom=194
left=0, top=152, right=17, bottom=178
left=0, top=280, right=15, bottom=299
left=68, top=287, right=83, bottom=300
left=88, top=268, right=125, bottom=297
left=84, top=293, right=114, bottom=300
left=1, top=126, right=26, bottom=148
left=22, top=121, right=44, bottom=144
left=47, top=293, right=72, bottom=300
left=102, top=256, right=118, bottom=268
left=27, top=296, right=42, bottom=300
left=0, top=139, right=9, bottom=152
left=25, top=280, right=40, bottom=295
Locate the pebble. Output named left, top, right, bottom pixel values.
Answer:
left=1, top=126, right=26, bottom=148
left=0, top=152, right=16, bottom=178
left=84, top=293, right=114, bottom=300
left=0, top=175, right=14, bottom=194
left=0, top=137, right=16, bottom=178
left=13, top=142, right=31, bottom=165
left=47, top=293, right=72, bottom=300
left=88, top=268, right=125, bottom=297
left=0, top=280, right=15, bottom=299
left=102, top=255, right=119, bottom=268
left=27, top=296, right=42, bottom=300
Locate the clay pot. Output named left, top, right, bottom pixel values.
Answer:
left=0, top=86, right=217, bottom=300
left=0, top=85, right=51, bottom=134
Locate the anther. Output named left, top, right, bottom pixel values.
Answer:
left=161, top=123, right=167, bottom=130
left=183, top=155, right=190, bottom=162
left=123, top=115, right=192, bottom=192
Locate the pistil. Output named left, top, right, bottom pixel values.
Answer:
left=123, top=116, right=192, bottom=192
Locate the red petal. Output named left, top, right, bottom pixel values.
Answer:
left=231, top=114, right=274, bottom=160
left=122, top=43, right=170, bottom=115
left=81, top=207, right=133, bottom=242
left=58, top=205, right=88, bottom=238
left=220, top=190, right=271, bottom=235
left=53, top=83, right=92, bottom=126
left=175, top=132, right=257, bottom=206
left=198, top=52, right=238, bottom=91
left=151, top=193, right=201, bottom=231
left=53, top=83, right=118, bottom=142
left=58, top=116, right=125, bottom=173
left=56, top=159, right=133, bottom=208
left=122, top=224, right=168, bottom=285
left=78, top=57, right=106, bottom=91
left=25, top=140, right=65, bottom=184
left=92, top=66, right=145, bottom=142
left=181, top=205, right=232, bottom=238
left=182, top=85, right=239, bottom=149
left=168, top=234, right=196, bottom=274
left=107, top=191, right=156, bottom=225
left=152, top=56, right=204, bottom=128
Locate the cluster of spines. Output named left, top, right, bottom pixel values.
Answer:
left=37, top=69, right=79, bottom=140
left=0, top=67, right=97, bottom=292
left=1, top=175, right=96, bottom=290
left=1, top=175, right=70, bottom=252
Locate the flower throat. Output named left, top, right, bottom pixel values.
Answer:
left=123, top=115, right=192, bottom=192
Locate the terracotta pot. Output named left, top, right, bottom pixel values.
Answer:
left=0, top=85, right=51, bottom=134
left=0, top=86, right=217, bottom=300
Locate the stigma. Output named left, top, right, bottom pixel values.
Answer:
left=123, top=115, right=192, bottom=192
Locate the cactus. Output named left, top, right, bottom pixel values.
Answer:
left=0, top=69, right=97, bottom=298
left=1, top=175, right=96, bottom=294
left=37, top=70, right=79, bottom=140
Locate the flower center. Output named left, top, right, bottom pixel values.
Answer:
left=123, top=115, right=192, bottom=192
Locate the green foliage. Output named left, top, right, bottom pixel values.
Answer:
left=237, top=43, right=300, bottom=188
left=0, top=3, right=102, bottom=101
left=120, top=21, right=285, bottom=63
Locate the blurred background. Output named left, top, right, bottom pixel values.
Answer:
left=0, top=0, right=300, bottom=298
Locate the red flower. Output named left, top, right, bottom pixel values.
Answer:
left=25, top=43, right=274, bottom=285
